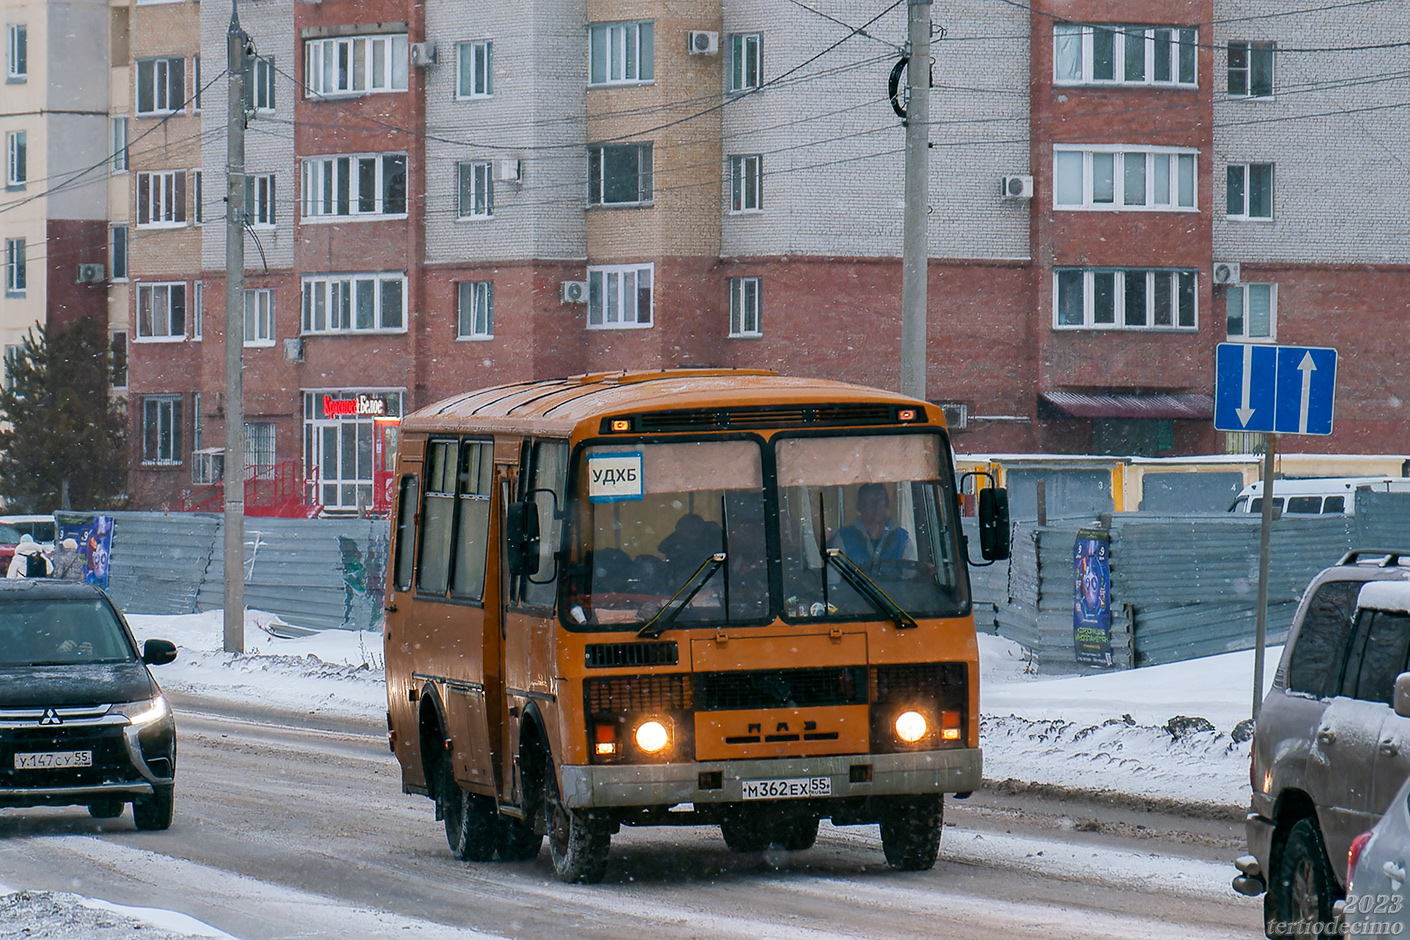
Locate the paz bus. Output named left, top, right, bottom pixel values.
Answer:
left=383, top=369, right=1010, bottom=883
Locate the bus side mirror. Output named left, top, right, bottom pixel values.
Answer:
left=978, top=487, right=1010, bottom=561
left=506, top=502, right=541, bottom=577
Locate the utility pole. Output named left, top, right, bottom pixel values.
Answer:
left=899, top=0, right=932, bottom=400
left=223, top=5, right=249, bottom=654
left=1252, top=434, right=1277, bottom=719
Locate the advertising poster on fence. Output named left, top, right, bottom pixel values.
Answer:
left=1073, top=529, right=1113, bottom=667
left=54, top=514, right=114, bottom=590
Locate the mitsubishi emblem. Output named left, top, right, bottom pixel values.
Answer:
left=39, top=708, right=62, bottom=726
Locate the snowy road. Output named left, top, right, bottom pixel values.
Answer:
left=0, top=702, right=1265, bottom=939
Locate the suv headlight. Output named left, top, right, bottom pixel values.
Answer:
left=112, top=696, right=169, bottom=728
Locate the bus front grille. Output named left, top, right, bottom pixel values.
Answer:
left=694, top=667, right=867, bottom=711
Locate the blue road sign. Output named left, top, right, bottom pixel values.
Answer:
left=1214, top=343, right=1337, bottom=436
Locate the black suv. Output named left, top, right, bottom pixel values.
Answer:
left=0, top=579, right=178, bottom=829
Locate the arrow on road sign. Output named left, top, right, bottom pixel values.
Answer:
left=1237, top=344, right=1256, bottom=426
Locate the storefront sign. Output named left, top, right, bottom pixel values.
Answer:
left=323, top=394, right=391, bottom=418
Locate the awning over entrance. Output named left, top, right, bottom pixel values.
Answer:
left=1040, top=392, right=1214, bottom=420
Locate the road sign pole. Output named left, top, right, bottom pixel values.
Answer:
left=1253, top=433, right=1277, bottom=720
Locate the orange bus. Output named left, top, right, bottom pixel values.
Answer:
left=383, top=369, right=1009, bottom=883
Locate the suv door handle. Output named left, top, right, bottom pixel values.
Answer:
left=1318, top=729, right=1337, bottom=745
left=1380, top=739, right=1400, bottom=757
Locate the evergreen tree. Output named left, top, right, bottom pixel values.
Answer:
left=0, top=319, right=128, bottom=512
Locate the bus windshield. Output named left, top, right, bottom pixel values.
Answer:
left=566, top=432, right=967, bottom=629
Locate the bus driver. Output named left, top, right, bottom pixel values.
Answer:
left=832, top=483, right=911, bottom=576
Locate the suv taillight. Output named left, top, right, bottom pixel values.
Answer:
left=1348, top=831, right=1373, bottom=879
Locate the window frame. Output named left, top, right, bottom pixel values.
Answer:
left=5, top=130, right=24, bottom=188
left=1225, top=282, right=1277, bottom=341
left=245, top=174, right=276, bottom=227
left=249, top=56, right=276, bottom=112
left=1053, top=23, right=1197, bottom=87
left=1053, top=145, right=1197, bottom=211
left=303, top=34, right=409, bottom=98
left=456, top=280, right=494, bottom=340
left=588, top=20, right=654, bottom=86
left=587, top=263, right=654, bottom=329
left=587, top=142, right=653, bottom=207
left=7, top=24, right=26, bottom=80
left=110, top=331, right=129, bottom=390
left=456, top=161, right=494, bottom=219
left=730, top=154, right=763, bottom=213
left=456, top=40, right=492, bottom=99
left=135, top=56, right=186, bottom=116
left=244, top=288, right=275, bottom=347
left=110, top=224, right=129, bottom=281
left=135, top=282, right=187, bottom=341
left=729, top=276, right=761, bottom=337
left=1053, top=268, right=1198, bottom=331
left=141, top=394, right=184, bottom=466
left=111, top=117, right=129, bottom=172
left=4, top=237, right=24, bottom=295
left=300, top=153, right=408, bottom=219
left=1227, top=162, right=1274, bottom=220
left=136, top=169, right=187, bottom=227
left=192, top=280, right=203, bottom=341
left=727, top=32, right=762, bottom=92
left=1228, top=40, right=1275, bottom=99
left=300, top=272, right=408, bottom=335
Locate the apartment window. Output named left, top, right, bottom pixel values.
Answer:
left=136, top=282, right=186, bottom=339
left=246, top=423, right=276, bottom=476
left=1227, top=163, right=1273, bottom=219
left=243, top=289, right=274, bottom=346
left=192, top=280, right=202, bottom=339
left=304, top=34, right=409, bottom=97
left=729, top=277, right=761, bottom=337
left=141, top=395, right=183, bottom=465
left=7, top=24, right=26, bottom=80
left=193, top=170, right=202, bottom=223
left=1227, top=283, right=1276, bottom=340
left=1053, top=24, right=1196, bottom=86
left=110, top=332, right=129, bottom=390
left=247, top=56, right=275, bottom=112
left=1228, top=41, right=1274, bottom=98
left=192, top=54, right=201, bottom=111
left=730, top=154, right=762, bottom=212
left=4, top=238, right=24, bottom=294
left=136, top=56, right=185, bottom=115
left=457, top=162, right=493, bottom=218
left=589, top=21, right=654, bottom=85
left=245, top=174, right=276, bottom=226
left=457, top=40, right=492, bottom=98
left=301, top=154, right=407, bottom=217
left=110, top=224, right=129, bottom=280
left=111, top=117, right=129, bottom=172
left=1054, top=268, right=1197, bottom=330
left=588, top=143, right=652, bottom=206
left=301, top=273, right=407, bottom=333
left=1054, top=147, right=1196, bottom=210
left=457, top=281, right=493, bottom=339
left=3, top=345, right=19, bottom=387
left=136, top=170, right=187, bottom=226
left=728, top=33, right=761, bottom=92
left=588, top=263, right=653, bottom=329
left=6, top=131, right=24, bottom=187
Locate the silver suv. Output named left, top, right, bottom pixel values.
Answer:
left=1235, top=549, right=1410, bottom=937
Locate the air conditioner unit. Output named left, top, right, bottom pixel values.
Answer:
left=75, top=263, right=106, bottom=284
left=494, top=159, right=522, bottom=183
left=561, top=280, right=588, bottom=304
left=1213, top=262, right=1242, bottom=285
left=687, top=30, right=719, bottom=55
left=409, top=42, right=437, bottom=67
left=283, top=337, right=304, bottom=362
left=1000, top=175, right=1034, bottom=199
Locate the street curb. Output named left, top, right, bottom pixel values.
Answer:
left=983, top=777, right=1246, bottom=821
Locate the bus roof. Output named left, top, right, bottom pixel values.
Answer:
left=400, top=370, right=935, bottom=438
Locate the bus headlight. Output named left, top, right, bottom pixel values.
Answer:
left=894, top=710, right=928, bottom=743
left=635, top=720, right=670, bottom=753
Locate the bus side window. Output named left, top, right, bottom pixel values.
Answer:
left=417, top=440, right=458, bottom=595
left=450, top=441, right=494, bottom=601
left=520, top=440, right=568, bottom=609
left=392, top=474, right=418, bottom=593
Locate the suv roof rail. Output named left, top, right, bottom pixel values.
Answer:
left=1337, top=549, right=1410, bottom=567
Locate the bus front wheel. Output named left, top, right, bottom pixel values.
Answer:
left=879, top=795, right=943, bottom=870
left=545, top=760, right=610, bottom=883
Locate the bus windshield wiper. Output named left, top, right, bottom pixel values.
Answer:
left=637, top=553, right=726, bottom=639
left=825, top=549, right=918, bottom=630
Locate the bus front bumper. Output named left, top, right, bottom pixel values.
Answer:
left=558, top=748, right=982, bottom=810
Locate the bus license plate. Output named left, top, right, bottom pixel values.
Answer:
left=14, top=750, right=93, bottom=770
left=741, top=776, right=831, bottom=801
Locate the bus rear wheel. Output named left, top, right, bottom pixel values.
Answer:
left=545, top=760, right=610, bottom=883
left=879, top=795, right=943, bottom=871
left=438, top=758, right=496, bottom=863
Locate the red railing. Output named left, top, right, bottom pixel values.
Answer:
left=180, top=461, right=319, bottom=518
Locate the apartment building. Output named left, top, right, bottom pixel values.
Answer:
left=110, top=0, right=1410, bottom=513
left=0, top=0, right=109, bottom=366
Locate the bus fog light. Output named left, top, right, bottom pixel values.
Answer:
left=894, top=711, right=927, bottom=743
left=635, top=720, right=670, bottom=753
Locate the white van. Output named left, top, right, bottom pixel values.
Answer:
left=1228, top=477, right=1410, bottom=516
